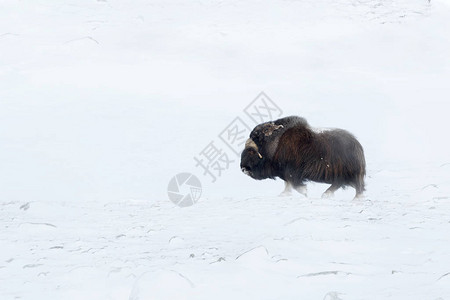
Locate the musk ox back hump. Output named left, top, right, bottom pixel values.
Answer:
left=272, top=124, right=365, bottom=190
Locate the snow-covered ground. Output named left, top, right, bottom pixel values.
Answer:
left=1, top=1, right=450, bottom=299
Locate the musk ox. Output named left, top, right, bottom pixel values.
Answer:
left=240, top=116, right=366, bottom=199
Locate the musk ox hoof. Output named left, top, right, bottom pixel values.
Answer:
left=321, top=191, right=335, bottom=199
left=352, top=193, right=365, bottom=201
left=279, top=191, right=293, bottom=197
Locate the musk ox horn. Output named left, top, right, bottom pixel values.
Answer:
left=245, top=138, right=263, bottom=159
left=264, top=124, right=284, bottom=136
left=272, top=124, right=284, bottom=132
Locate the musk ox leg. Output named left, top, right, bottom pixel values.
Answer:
left=321, top=183, right=341, bottom=199
left=279, top=181, right=307, bottom=197
left=279, top=181, right=293, bottom=197
left=353, top=186, right=365, bottom=200
left=353, top=176, right=365, bottom=200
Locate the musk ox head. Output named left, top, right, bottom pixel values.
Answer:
left=240, top=122, right=285, bottom=180
left=240, top=138, right=265, bottom=179
left=240, top=116, right=310, bottom=180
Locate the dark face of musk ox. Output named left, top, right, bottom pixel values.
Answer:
left=240, top=139, right=266, bottom=180
left=241, top=117, right=308, bottom=180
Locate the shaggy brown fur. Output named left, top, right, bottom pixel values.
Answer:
left=240, top=116, right=366, bottom=198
